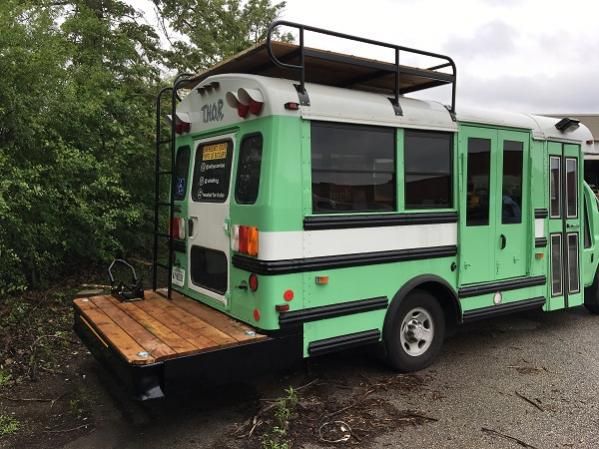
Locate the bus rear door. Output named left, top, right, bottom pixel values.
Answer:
left=186, top=135, right=236, bottom=306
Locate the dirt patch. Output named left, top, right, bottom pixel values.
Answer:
left=0, top=273, right=106, bottom=449
left=228, top=373, right=438, bottom=448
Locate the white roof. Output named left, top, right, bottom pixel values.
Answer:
left=181, top=74, right=594, bottom=154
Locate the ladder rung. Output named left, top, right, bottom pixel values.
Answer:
left=155, top=262, right=170, bottom=270
left=155, top=232, right=170, bottom=238
left=158, top=139, right=171, bottom=144
left=158, top=170, right=172, bottom=176
left=157, top=201, right=172, bottom=207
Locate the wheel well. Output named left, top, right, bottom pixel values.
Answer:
left=415, top=281, right=460, bottom=333
left=385, top=276, right=461, bottom=335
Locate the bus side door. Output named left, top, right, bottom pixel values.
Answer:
left=547, top=142, right=583, bottom=309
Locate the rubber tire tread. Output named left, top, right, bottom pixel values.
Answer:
left=584, top=270, right=599, bottom=314
left=384, top=289, right=445, bottom=372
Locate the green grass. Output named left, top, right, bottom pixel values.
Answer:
left=0, top=414, right=20, bottom=437
left=0, top=370, right=11, bottom=388
left=260, top=387, right=298, bottom=449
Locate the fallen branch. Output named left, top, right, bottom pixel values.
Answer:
left=322, top=387, right=376, bottom=420
left=28, top=334, right=77, bottom=380
left=514, top=391, right=544, bottom=412
left=44, top=423, right=91, bottom=433
left=481, top=427, right=538, bottom=449
left=1, top=396, right=55, bottom=403
left=80, top=283, right=111, bottom=289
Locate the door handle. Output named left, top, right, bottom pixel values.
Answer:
left=566, top=223, right=580, bottom=229
left=500, top=234, right=507, bottom=249
left=188, top=218, right=195, bottom=238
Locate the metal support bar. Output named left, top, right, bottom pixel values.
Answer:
left=267, top=20, right=457, bottom=113
left=153, top=87, right=173, bottom=292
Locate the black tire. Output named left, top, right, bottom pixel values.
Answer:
left=584, top=272, right=599, bottom=314
left=384, top=289, right=445, bottom=372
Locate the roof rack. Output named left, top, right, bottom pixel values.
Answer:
left=266, top=20, right=457, bottom=114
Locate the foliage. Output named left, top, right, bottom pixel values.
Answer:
left=0, top=0, right=286, bottom=293
left=0, top=414, right=20, bottom=437
left=260, top=387, right=298, bottom=449
left=154, top=0, right=292, bottom=72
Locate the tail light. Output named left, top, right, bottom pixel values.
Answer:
left=170, top=217, right=186, bottom=240
left=237, top=102, right=250, bottom=118
left=233, top=225, right=259, bottom=257
left=175, top=119, right=191, bottom=134
left=226, top=88, right=264, bottom=119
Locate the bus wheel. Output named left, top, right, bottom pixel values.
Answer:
left=384, top=289, right=445, bottom=372
left=584, top=272, right=599, bottom=314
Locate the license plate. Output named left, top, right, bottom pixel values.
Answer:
left=172, top=267, right=185, bottom=287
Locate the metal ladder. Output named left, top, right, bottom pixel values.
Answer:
left=152, top=74, right=194, bottom=298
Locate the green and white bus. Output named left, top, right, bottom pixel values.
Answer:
left=74, top=22, right=599, bottom=398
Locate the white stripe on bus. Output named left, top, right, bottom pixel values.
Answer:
left=256, top=223, right=457, bottom=261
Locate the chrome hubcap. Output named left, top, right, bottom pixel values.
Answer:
left=400, top=307, right=434, bottom=357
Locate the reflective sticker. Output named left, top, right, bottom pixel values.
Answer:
left=172, top=267, right=185, bottom=287
left=175, top=177, right=186, bottom=198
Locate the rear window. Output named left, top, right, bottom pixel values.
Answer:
left=311, top=121, right=396, bottom=213
left=190, top=246, right=227, bottom=294
left=235, top=133, right=263, bottom=204
left=174, top=146, right=190, bottom=200
left=191, top=140, right=233, bottom=202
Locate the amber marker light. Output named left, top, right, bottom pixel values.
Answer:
left=315, top=276, right=329, bottom=285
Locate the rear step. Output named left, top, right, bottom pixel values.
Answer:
left=73, top=290, right=302, bottom=399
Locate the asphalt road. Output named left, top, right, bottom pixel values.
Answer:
left=63, top=306, right=599, bottom=449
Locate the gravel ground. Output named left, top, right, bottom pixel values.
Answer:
left=51, top=307, right=599, bottom=448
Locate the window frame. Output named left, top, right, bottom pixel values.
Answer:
left=466, top=137, right=492, bottom=227
left=403, top=129, right=454, bottom=210
left=550, top=156, right=561, bottom=219
left=500, top=140, right=524, bottom=224
left=191, top=138, right=234, bottom=203
left=567, top=232, right=580, bottom=294
left=235, top=132, right=264, bottom=205
left=565, top=157, right=578, bottom=219
left=174, top=145, right=191, bottom=201
left=310, top=121, right=397, bottom=214
left=551, top=233, right=563, bottom=297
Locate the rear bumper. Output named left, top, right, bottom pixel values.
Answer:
left=74, top=310, right=302, bottom=400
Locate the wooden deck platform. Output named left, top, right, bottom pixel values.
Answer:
left=73, top=290, right=266, bottom=365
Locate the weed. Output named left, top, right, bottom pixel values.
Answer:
left=260, top=387, right=299, bottom=449
left=0, top=370, right=12, bottom=388
left=0, top=414, right=20, bottom=437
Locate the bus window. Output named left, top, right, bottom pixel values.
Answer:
left=501, top=140, right=523, bottom=224
left=311, top=121, right=395, bottom=213
left=174, top=146, right=191, bottom=200
left=566, top=158, right=578, bottom=218
left=584, top=201, right=591, bottom=248
left=550, top=157, right=561, bottom=218
left=235, top=133, right=263, bottom=204
left=466, top=138, right=491, bottom=226
left=404, top=130, right=453, bottom=209
left=191, top=140, right=233, bottom=203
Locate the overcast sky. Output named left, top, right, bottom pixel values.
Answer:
left=132, top=0, right=599, bottom=114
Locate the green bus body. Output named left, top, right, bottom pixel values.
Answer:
left=169, top=74, right=598, bottom=361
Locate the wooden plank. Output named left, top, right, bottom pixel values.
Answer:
left=77, top=306, right=155, bottom=365
left=90, top=296, right=175, bottom=361
left=140, top=294, right=235, bottom=347
left=116, top=301, right=199, bottom=355
left=168, top=291, right=265, bottom=342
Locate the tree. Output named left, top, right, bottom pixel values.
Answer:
left=153, top=0, right=292, bottom=72
left=0, top=0, right=161, bottom=292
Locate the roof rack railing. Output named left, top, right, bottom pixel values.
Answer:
left=266, top=20, right=457, bottom=114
